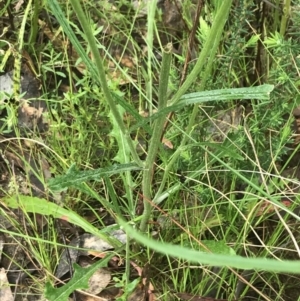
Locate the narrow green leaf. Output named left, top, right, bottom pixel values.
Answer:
left=130, top=85, right=274, bottom=132
left=108, top=105, right=130, bottom=164
left=45, top=255, right=112, bottom=301
left=4, top=195, right=121, bottom=248
left=48, top=163, right=141, bottom=192
left=119, top=219, right=300, bottom=273
left=179, top=84, right=274, bottom=103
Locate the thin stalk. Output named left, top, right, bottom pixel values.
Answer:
left=29, top=0, right=40, bottom=45
left=154, top=1, right=233, bottom=200
left=69, top=0, right=142, bottom=166
left=125, top=237, right=130, bottom=285
left=145, top=0, right=157, bottom=116
left=280, top=0, right=291, bottom=36
left=140, top=44, right=172, bottom=232
left=169, top=0, right=233, bottom=106
left=273, top=0, right=281, bottom=32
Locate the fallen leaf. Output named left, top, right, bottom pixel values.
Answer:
left=254, top=199, right=293, bottom=217
left=55, top=231, right=126, bottom=278
left=162, top=137, right=174, bottom=149
left=14, top=0, right=24, bottom=12
left=0, top=268, right=14, bottom=301
left=207, top=106, right=243, bottom=142
left=80, top=261, right=111, bottom=295
left=0, top=72, right=14, bottom=99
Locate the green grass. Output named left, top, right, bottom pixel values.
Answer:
left=1, top=0, right=300, bottom=300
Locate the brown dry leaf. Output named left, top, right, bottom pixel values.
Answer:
left=207, top=106, right=243, bottom=142
left=55, top=230, right=126, bottom=279
left=18, top=99, right=48, bottom=132
left=145, top=279, right=157, bottom=301
left=131, top=264, right=157, bottom=301
left=79, top=259, right=111, bottom=295
left=0, top=69, right=48, bottom=132
left=14, top=0, right=24, bottom=12
left=84, top=268, right=111, bottom=295
left=0, top=268, right=14, bottom=301
left=162, top=137, right=174, bottom=149
left=253, top=199, right=293, bottom=217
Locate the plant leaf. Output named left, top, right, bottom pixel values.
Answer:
left=48, top=163, right=141, bottom=192
left=0, top=268, right=14, bottom=301
left=130, top=85, right=274, bottom=132
left=119, top=219, right=300, bottom=273
left=45, top=255, right=112, bottom=301
left=108, top=105, right=130, bottom=164
left=4, top=195, right=122, bottom=248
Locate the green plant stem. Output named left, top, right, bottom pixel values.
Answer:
left=18, top=0, right=32, bottom=53
left=125, top=236, right=130, bottom=285
left=280, top=0, right=291, bottom=36
left=69, top=0, right=142, bottom=166
left=169, top=0, right=233, bottom=106
left=29, top=0, right=40, bottom=45
left=139, top=44, right=172, bottom=232
left=145, top=0, right=157, bottom=116
left=154, top=1, right=233, bottom=200
left=273, top=0, right=281, bottom=31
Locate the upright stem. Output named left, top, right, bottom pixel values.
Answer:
left=154, top=0, right=233, bottom=201
left=145, top=0, right=157, bottom=116
left=280, top=0, right=291, bottom=36
left=140, top=44, right=172, bottom=232
left=169, top=0, right=233, bottom=106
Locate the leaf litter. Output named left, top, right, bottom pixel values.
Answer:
left=0, top=268, right=14, bottom=301
left=55, top=231, right=126, bottom=279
